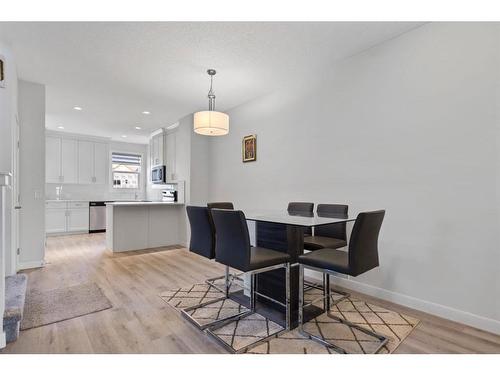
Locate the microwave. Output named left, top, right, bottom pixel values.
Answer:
left=151, top=165, right=166, bottom=184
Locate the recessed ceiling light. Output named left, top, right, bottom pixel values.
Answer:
left=135, top=126, right=142, bottom=130
left=121, top=135, right=127, bottom=138
left=73, top=106, right=83, bottom=111
left=142, top=111, right=150, bottom=115
left=57, top=126, right=65, bottom=129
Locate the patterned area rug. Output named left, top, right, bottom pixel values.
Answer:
left=160, top=283, right=419, bottom=354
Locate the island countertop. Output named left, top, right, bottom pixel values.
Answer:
left=105, top=201, right=184, bottom=207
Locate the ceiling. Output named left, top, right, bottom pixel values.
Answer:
left=0, top=22, right=423, bottom=143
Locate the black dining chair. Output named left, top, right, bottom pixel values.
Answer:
left=205, top=202, right=240, bottom=292
left=287, top=202, right=314, bottom=213
left=206, top=209, right=292, bottom=353
left=183, top=206, right=249, bottom=330
left=304, top=204, right=349, bottom=251
left=303, top=204, right=349, bottom=292
left=297, top=210, right=389, bottom=354
left=288, top=202, right=314, bottom=237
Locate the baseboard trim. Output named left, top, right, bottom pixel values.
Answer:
left=310, top=273, right=500, bottom=335
left=17, top=260, right=45, bottom=271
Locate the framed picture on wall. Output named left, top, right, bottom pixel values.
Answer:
left=0, top=57, right=5, bottom=88
left=242, top=134, right=257, bottom=162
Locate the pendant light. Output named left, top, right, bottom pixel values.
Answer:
left=193, top=69, right=229, bottom=136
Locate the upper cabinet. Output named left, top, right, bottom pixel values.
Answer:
left=77, top=140, right=94, bottom=184
left=45, top=136, right=78, bottom=184
left=150, top=132, right=164, bottom=167
left=46, top=136, right=62, bottom=183
left=149, top=127, right=178, bottom=181
left=93, top=142, right=108, bottom=184
left=46, top=134, right=108, bottom=185
left=77, top=140, right=108, bottom=184
left=61, top=138, right=78, bottom=183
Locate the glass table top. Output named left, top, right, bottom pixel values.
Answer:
left=244, top=209, right=356, bottom=227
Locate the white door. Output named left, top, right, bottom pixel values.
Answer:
left=78, top=140, right=94, bottom=184
left=12, top=115, right=21, bottom=274
left=45, top=209, right=67, bottom=233
left=93, top=142, right=108, bottom=184
left=67, top=208, right=89, bottom=232
left=46, top=136, right=61, bottom=183
left=61, top=138, right=78, bottom=184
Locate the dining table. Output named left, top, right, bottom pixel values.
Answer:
left=228, top=209, right=356, bottom=329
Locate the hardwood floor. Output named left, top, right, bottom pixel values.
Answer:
left=2, top=233, right=500, bottom=354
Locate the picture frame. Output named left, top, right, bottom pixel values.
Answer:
left=0, top=57, right=5, bottom=88
left=242, top=134, right=257, bottom=162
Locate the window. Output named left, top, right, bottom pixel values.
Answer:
left=112, top=152, right=142, bottom=189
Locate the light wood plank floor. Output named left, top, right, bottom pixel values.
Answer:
left=2, top=233, right=500, bottom=354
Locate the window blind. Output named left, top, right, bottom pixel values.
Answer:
left=112, top=152, right=142, bottom=165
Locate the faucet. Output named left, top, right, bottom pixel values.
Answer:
left=56, top=185, right=63, bottom=200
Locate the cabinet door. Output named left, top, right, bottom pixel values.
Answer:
left=61, top=138, right=78, bottom=183
left=165, top=131, right=176, bottom=180
left=45, top=208, right=67, bottom=233
left=46, top=136, right=62, bottom=183
left=152, top=134, right=163, bottom=166
left=78, top=140, right=94, bottom=184
left=93, top=142, right=108, bottom=184
left=67, top=208, right=89, bottom=232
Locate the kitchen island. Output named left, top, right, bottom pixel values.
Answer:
left=106, top=201, right=184, bottom=252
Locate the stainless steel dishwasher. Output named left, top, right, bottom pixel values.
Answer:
left=89, top=201, right=107, bottom=233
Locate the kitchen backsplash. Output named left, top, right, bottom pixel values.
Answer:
left=46, top=183, right=146, bottom=201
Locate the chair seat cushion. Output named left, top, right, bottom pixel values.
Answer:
left=303, top=235, right=347, bottom=251
left=249, top=247, right=291, bottom=270
left=298, top=248, right=350, bottom=274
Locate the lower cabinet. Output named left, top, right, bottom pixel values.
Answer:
left=45, top=208, right=67, bottom=234
left=67, top=208, right=90, bottom=232
left=45, top=201, right=89, bottom=235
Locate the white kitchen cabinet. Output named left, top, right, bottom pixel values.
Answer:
left=46, top=136, right=79, bottom=184
left=46, top=136, right=62, bottom=183
left=61, top=138, right=78, bottom=183
left=77, top=140, right=94, bottom=184
left=93, top=142, right=108, bottom=184
left=151, top=133, right=164, bottom=167
left=165, top=130, right=177, bottom=180
left=45, top=201, right=89, bottom=235
left=45, top=208, right=67, bottom=234
left=67, top=208, right=89, bottom=232
left=78, top=140, right=108, bottom=184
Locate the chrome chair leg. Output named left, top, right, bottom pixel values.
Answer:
left=181, top=265, right=250, bottom=330
left=297, top=264, right=389, bottom=354
left=205, top=267, right=244, bottom=294
left=206, top=262, right=291, bottom=353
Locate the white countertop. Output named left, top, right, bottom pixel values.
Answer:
left=105, top=201, right=184, bottom=207
left=46, top=199, right=90, bottom=202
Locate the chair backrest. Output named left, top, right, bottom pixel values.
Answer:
left=186, top=206, right=215, bottom=259
left=348, top=210, right=385, bottom=276
left=315, top=204, right=349, bottom=240
left=211, top=209, right=251, bottom=271
left=288, top=202, right=314, bottom=235
left=287, top=202, right=314, bottom=213
left=207, top=202, right=234, bottom=235
left=207, top=202, right=234, bottom=210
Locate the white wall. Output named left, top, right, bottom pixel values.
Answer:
left=18, top=80, right=46, bottom=269
left=207, top=23, right=500, bottom=333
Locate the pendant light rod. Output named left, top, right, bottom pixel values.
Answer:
left=207, top=69, right=216, bottom=111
